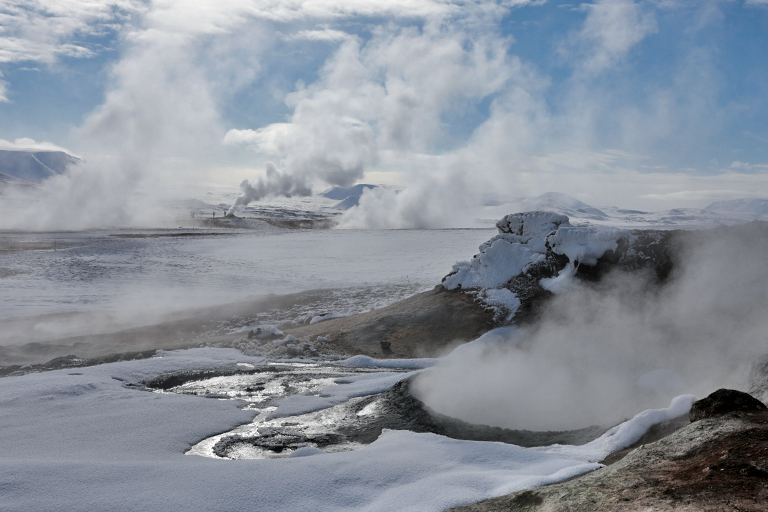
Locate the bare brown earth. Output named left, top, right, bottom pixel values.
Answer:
left=283, top=286, right=495, bottom=358
left=447, top=411, right=768, bottom=512
left=0, top=286, right=493, bottom=375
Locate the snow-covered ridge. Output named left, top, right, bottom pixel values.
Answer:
left=443, top=212, right=633, bottom=321
left=0, top=149, right=80, bottom=184
left=475, top=191, right=768, bottom=229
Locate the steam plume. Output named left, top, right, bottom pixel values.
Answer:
left=412, top=222, right=768, bottom=431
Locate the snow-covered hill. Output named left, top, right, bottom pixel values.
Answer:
left=319, top=184, right=377, bottom=201
left=474, top=192, right=768, bottom=229
left=0, top=149, right=80, bottom=184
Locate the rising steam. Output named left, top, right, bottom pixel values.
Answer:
left=412, top=222, right=768, bottom=431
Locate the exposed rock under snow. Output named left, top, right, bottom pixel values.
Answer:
left=443, top=212, right=634, bottom=322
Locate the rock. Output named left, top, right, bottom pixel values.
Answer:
left=690, top=388, right=767, bottom=422
left=447, top=410, right=768, bottom=512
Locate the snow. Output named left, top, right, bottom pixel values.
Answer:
left=335, top=354, right=437, bottom=369
left=547, top=225, right=631, bottom=266
left=0, top=347, right=694, bottom=512
left=443, top=212, right=631, bottom=316
left=704, top=198, right=768, bottom=217
left=534, top=394, right=696, bottom=462
left=471, top=192, right=768, bottom=229
left=443, top=236, right=540, bottom=290
left=478, top=288, right=521, bottom=322
left=0, top=204, right=714, bottom=510
left=539, top=261, right=579, bottom=294
left=0, top=227, right=493, bottom=322
left=267, top=370, right=420, bottom=419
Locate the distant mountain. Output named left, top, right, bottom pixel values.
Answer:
left=516, top=192, right=608, bottom=220
left=0, top=171, right=30, bottom=184
left=704, top=198, right=768, bottom=217
left=333, top=196, right=362, bottom=209
left=0, top=149, right=80, bottom=184
left=478, top=191, right=767, bottom=229
left=320, top=184, right=377, bottom=201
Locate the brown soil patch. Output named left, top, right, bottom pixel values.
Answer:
left=284, top=286, right=495, bottom=358
left=0, top=286, right=493, bottom=374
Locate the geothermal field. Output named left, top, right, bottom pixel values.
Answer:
left=3, top=199, right=768, bottom=511
left=2, top=1, right=768, bottom=510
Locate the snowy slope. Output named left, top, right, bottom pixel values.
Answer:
left=320, top=184, right=377, bottom=201
left=704, top=198, right=768, bottom=217
left=0, top=149, right=80, bottom=183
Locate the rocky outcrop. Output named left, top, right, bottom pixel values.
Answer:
left=441, top=212, right=681, bottom=325
left=447, top=390, right=768, bottom=512
left=689, top=388, right=768, bottom=421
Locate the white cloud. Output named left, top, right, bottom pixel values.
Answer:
left=3, top=0, right=763, bottom=230
left=567, top=0, right=657, bottom=75
left=0, top=0, right=145, bottom=64
left=0, top=71, right=8, bottom=102
left=0, top=137, right=74, bottom=152
left=287, top=28, right=353, bottom=42
left=730, top=160, right=768, bottom=172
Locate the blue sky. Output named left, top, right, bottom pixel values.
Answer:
left=1, top=0, right=768, bottom=217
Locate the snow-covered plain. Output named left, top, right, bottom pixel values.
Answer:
left=0, top=346, right=694, bottom=512
left=0, top=226, right=493, bottom=322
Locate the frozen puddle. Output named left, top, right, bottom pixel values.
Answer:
left=145, top=362, right=416, bottom=459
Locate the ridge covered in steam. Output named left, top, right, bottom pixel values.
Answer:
left=413, top=212, right=768, bottom=432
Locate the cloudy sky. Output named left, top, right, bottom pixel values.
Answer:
left=1, top=0, right=768, bottom=222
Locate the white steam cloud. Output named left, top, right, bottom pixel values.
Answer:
left=2, top=1, right=768, bottom=228
left=412, top=223, right=768, bottom=431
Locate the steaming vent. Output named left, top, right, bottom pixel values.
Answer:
left=420, top=214, right=768, bottom=433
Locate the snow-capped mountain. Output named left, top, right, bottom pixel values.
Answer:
left=0, top=149, right=80, bottom=185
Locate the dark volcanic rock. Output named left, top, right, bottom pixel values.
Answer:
left=689, top=388, right=767, bottom=422
left=447, top=412, right=768, bottom=512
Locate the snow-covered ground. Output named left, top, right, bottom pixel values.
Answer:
left=0, top=345, right=694, bottom=512
left=2, top=195, right=759, bottom=511
left=0, top=226, right=494, bottom=322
